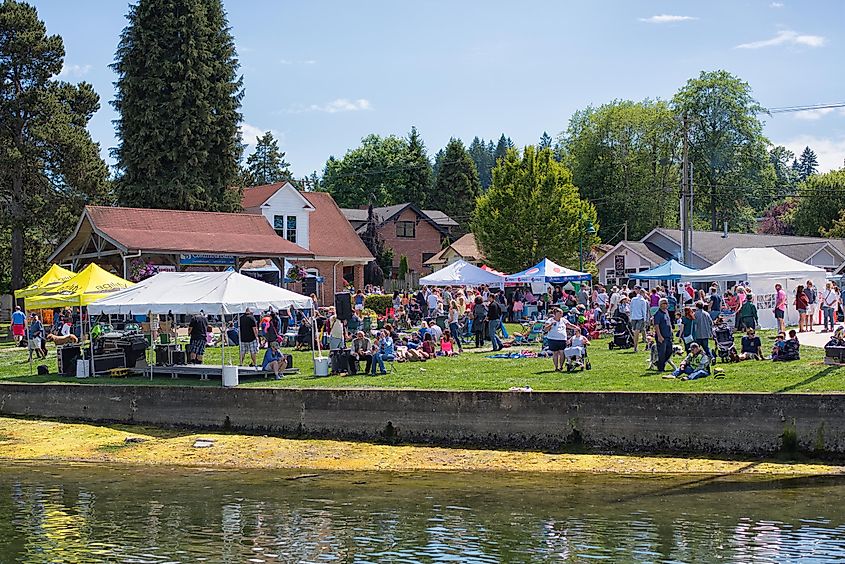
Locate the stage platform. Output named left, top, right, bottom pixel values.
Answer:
left=143, top=364, right=300, bottom=380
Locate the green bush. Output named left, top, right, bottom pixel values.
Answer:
left=364, top=294, right=393, bottom=315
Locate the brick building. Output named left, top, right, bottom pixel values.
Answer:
left=341, top=204, right=457, bottom=275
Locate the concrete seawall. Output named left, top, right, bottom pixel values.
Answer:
left=0, top=384, right=843, bottom=456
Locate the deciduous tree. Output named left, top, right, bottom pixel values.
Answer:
left=793, top=169, right=845, bottom=236
left=672, top=70, right=774, bottom=231
left=322, top=134, right=410, bottom=207
left=473, top=146, right=598, bottom=273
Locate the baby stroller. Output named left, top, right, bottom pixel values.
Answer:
left=565, top=336, right=591, bottom=372
left=607, top=315, right=634, bottom=350
left=713, top=325, right=739, bottom=363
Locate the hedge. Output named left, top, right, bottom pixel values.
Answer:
left=364, top=294, right=393, bottom=315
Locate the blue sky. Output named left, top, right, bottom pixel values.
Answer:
left=35, top=0, right=845, bottom=177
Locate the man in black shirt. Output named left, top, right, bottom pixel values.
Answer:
left=187, top=311, right=208, bottom=364
left=487, top=298, right=503, bottom=351
left=239, top=307, right=259, bottom=366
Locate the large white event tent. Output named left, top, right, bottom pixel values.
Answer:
left=90, top=271, right=313, bottom=315
left=678, top=247, right=826, bottom=329
left=419, top=259, right=505, bottom=287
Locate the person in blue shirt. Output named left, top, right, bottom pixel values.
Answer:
left=371, top=330, right=395, bottom=375
left=11, top=306, right=26, bottom=346
left=261, top=341, right=287, bottom=380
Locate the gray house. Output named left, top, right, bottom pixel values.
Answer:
left=596, top=228, right=845, bottom=287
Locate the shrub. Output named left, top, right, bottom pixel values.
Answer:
left=364, top=294, right=393, bottom=315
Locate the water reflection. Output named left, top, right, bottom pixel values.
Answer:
left=0, top=465, right=843, bottom=562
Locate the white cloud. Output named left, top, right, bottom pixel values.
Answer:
left=58, top=64, right=91, bottom=77
left=240, top=123, right=274, bottom=146
left=793, top=107, right=840, bottom=121
left=280, top=58, right=317, bottom=65
left=638, top=14, right=697, bottom=23
left=736, top=30, right=826, bottom=49
left=780, top=135, right=845, bottom=172
left=770, top=1, right=784, bottom=7
left=287, top=98, right=373, bottom=114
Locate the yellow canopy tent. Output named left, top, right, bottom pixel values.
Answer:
left=15, top=264, right=75, bottom=300
left=26, top=263, right=134, bottom=309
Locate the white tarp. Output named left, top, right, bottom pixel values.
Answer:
left=419, top=259, right=505, bottom=287
left=90, top=271, right=313, bottom=315
left=678, top=247, right=827, bottom=329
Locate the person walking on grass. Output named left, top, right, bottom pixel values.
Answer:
left=692, top=301, right=714, bottom=360
left=653, top=298, right=674, bottom=372
left=27, top=313, right=45, bottom=361
left=629, top=290, right=648, bottom=353
left=544, top=308, right=576, bottom=372
left=238, top=308, right=259, bottom=367
left=774, top=283, right=787, bottom=334
left=487, top=296, right=503, bottom=352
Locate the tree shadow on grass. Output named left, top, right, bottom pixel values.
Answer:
left=774, top=366, right=840, bottom=394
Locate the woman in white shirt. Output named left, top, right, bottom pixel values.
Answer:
left=544, top=308, right=576, bottom=371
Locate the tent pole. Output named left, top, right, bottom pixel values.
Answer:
left=221, top=306, right=225, bottom=375
left=26, top=314, right=32, bottom=377
left=148, top=310, right=153, bottom=381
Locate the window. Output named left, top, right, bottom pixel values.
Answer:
left=422, top=252, right=435, bottom=266
left=286, top=216, right=297, bottom=243
left=396, top=221, right=415, bottom=238
left=273, top=215, right=285, bottom=238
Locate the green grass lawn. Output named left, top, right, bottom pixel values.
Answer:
left=1, top=323, right=843, bottom=392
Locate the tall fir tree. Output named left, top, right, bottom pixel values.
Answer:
left=431, top=148, right=445, bottom=181
left=796, top=146, right=819, bottom=181
left=493, top=134, right=513, bottom=166
left=432, top=138, right=481, bottom=231
left=468, top=136, right=494, bottom=190
left=538, top=131, right=552, bottom=150
left=0, top=0, right=110, bottom=293
left=403, top=126, right=433, bottom=208
left=243, top=131, right=291, bottom=186
left=112, top=0, right=244, bottom=211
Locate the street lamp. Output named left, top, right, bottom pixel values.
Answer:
left=579, top=213, right=597, bottom=272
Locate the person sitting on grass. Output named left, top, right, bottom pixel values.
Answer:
left=421, top=332, right=436, bottom=358
left=262, top=340, right=287, bottom=380
left=439, top=329, right=458, bottom=357
left=739, top=328, right=763, bottom=360
left=370, top=330, right=394, bottom=375
left=773, top=329, right=800, bottom=362
left=771, top=332, right=786, bottom=360
left=665, top=342, right=710, bottom=380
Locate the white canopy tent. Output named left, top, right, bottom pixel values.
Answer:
left=90, top=271, right=313, bottom=315
left=678, top=248, right=827, bottom=329
left=419, top=259, right=505, bottom=287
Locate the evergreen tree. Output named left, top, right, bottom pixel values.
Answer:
left=112, top=0, right=244, bottom=211
left=432, top=138, right=481, bottom=231
left=493, top=134, right=513, bottom=165
left=468, top=136, right=494, bottom=190
left=0, top=0, right=110, bottom=293
left=539, top=131, right=552, bottom=150
left=796, top=146, right=819, bottom=181
left=403, top=126, right=433, bottom=208
left=243, top=131, right=291, bottom=186
left=431, top=148, right=445, bottom=180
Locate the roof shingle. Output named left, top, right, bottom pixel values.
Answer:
left=85, top=206, right=313, bottom=257
left=300, top=192, right=374, bottom=260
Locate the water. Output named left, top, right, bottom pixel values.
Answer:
left=0, top=464, right=844, bottom=563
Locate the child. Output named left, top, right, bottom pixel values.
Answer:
left=439, top=329, right=458, bottom=357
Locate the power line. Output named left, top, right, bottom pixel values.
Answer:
left=769, top=102, right=845, bottom=114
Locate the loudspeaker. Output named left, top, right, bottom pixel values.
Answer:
left=57, top=344, right=82, bottom=375
left=334, top=292, right=353, bottom=321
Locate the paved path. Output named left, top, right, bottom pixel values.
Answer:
left=793, top=327, right=834, bottom=349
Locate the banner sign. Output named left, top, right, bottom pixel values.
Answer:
left=179, top=254, right=236, bottom=267
left=614, top=255, right=626, bottom=277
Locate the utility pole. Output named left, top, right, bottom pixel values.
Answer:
left=680, top=115, right=691, bottom=265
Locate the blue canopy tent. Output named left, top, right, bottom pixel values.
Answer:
left=629, top=259, right=697, bottom=281
left=505, top=258, right=591, bottom=284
